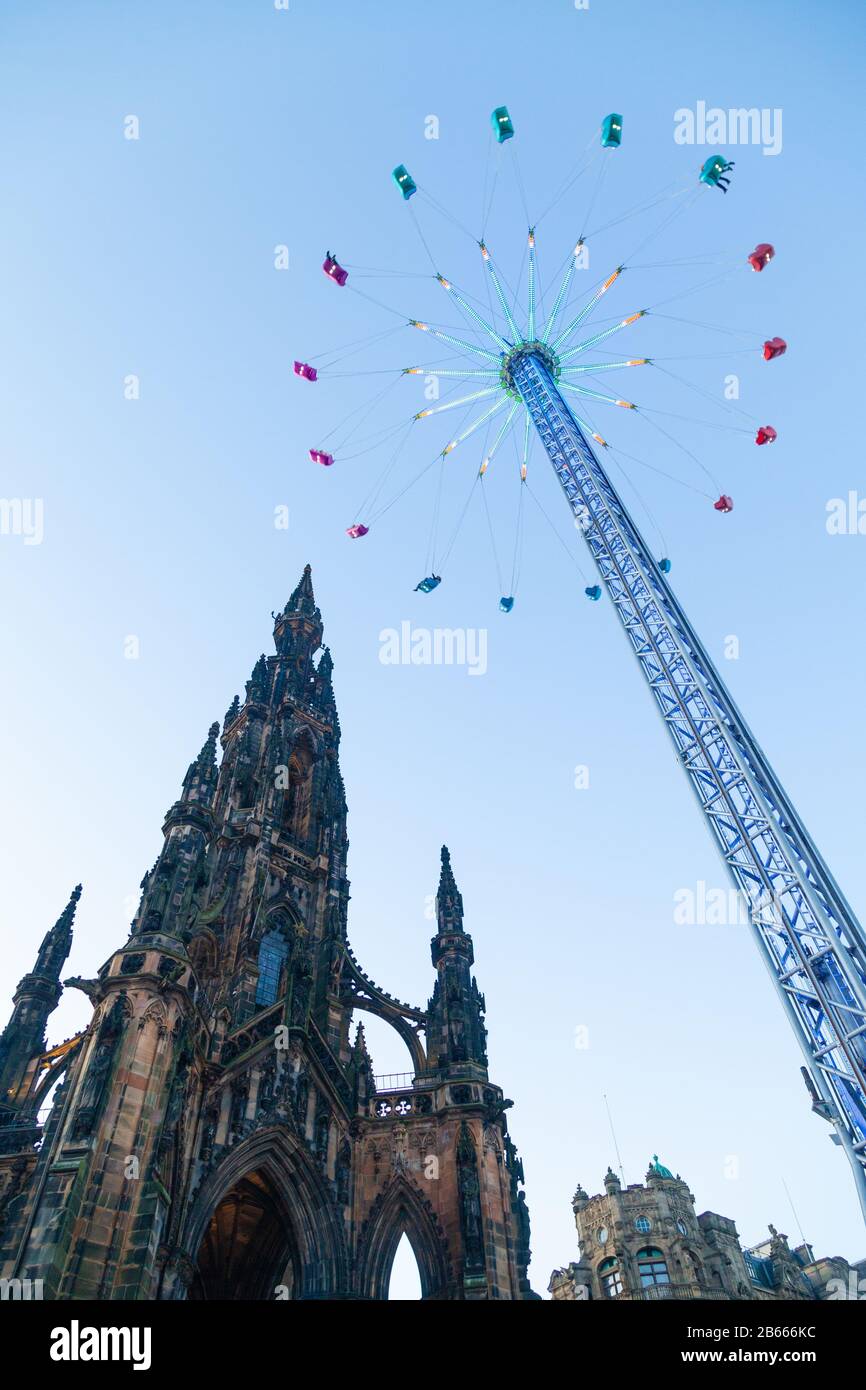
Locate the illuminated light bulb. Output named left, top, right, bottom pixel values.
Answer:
left=602, top=269, right=620, bottom=291
left=520, top=463, right=527, bottom=480
left=592, top=433, right=608, bottom=447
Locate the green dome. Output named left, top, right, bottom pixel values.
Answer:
left=649, top=1154, right=674, bottom=1179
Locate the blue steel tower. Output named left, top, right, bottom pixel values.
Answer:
left=510, top=347, right=866, bottom=1216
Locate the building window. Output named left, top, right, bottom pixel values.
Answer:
left=256, top=929, right=289, bottom=1006
left=596, top=1226, right=608, bottom=1246
left=634, top=1215, right=652, bottom=1234
left=637, top=1247, right=670, bottom=1287
left=598, top=1257, right=623, bottom=1298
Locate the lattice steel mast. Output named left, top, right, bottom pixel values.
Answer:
left=511, top=349, right=866, bottom=1216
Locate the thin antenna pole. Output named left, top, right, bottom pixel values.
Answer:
left=603, top=1093, right=627, bottom=1187
left=781, top=1176, right=808, bottom=1249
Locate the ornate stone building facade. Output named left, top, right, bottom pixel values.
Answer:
left=0, top=568, right=536, bottom=1300
left=549, top=1158, right=865, bottom=1302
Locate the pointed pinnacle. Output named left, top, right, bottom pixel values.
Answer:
left=55, top=884, right=82, bottom=929
left=284, top=563, right=319, bottom=618
left=198, top=722, right=220, bottom=766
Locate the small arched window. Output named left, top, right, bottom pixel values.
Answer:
left=637, top=1247, right=670, bottom=1288
left=256, top=928, right=290, bottom=1007
left=598, top=1257, right=623, bottom=1298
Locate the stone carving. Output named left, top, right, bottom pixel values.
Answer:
left=514, top=1189, right=532, bottom=1270
left=391, top=1122, right=409, bottom=1171
left=293, top=1071, right=309, bottom=1132
left=314, top=1105, right=330, bottom=1167
left=0, top=1156, right=29, bottom=1235
left=199, top=1092, right=221, bottom=1164
left=70, top=993, right=128, bottom=1141
left=256, top=1050, right=277, bottom=1115
left=456, top=1122, right=485, bottom=1274
left=228, top=1075, right=249, bottom=1141
left=291, top=954, right=313, bottom=1027
left=336, top=1138, right=351, bottom=1205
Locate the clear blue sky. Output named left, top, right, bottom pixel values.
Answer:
left=2, top=0, right=865, bottom=1298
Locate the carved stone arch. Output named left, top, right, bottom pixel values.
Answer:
left=483, top=1122, right=503, bottom=1158
left=103, top=992, right=134, bottom=1028
left=276, top=725, right=318, bottom=842
left=180, top=1125, right=348, bottom=1300
left=350, top=998, right=427, bottom=1076
left=684, top=1246, right=705, bottom=1285
left=356, top=1175, right=453, bottom=1301
left=252, top=899, right=301, bottom=947
left=140, top=999, right=168, bottom=1028
left=284, top=717, right=321, bottom=758
left=188, top=929, right=219, bottom=987
left=80, top=991, right=130, bottom=1052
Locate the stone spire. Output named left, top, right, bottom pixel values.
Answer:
left=352, top=1021, right=371, bottom=1064
left=245, top=653, right=270, bottom=704
left=435, top=845, right=464, bottom=934
left=0, top=885, right=82, bottom=1101
left=427, top=847, right=487, bottom=1076
left=350, top=1021, right=375, bottom=1107
left=132, top=722, right=220, bottom=939
left=273, top=564, right=324, bottom=663
left=223, top=693, right=240, bottom=731
left=35, top=883, right=82, bottom=980
left=284, top=563, right=320, bottom=621
left=181, top=722, right=220, bottom=804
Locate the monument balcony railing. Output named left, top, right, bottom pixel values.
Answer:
left=626, top=1282, right=729, bottom=1301
left=372, top=1072, right=416, bottom=1092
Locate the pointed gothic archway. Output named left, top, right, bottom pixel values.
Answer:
left=357, top=1176, right=453, bottom=1301
left=182, top=1125, right=349, bottom=1300
left=190, top=1169, right=297, bottom=1300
